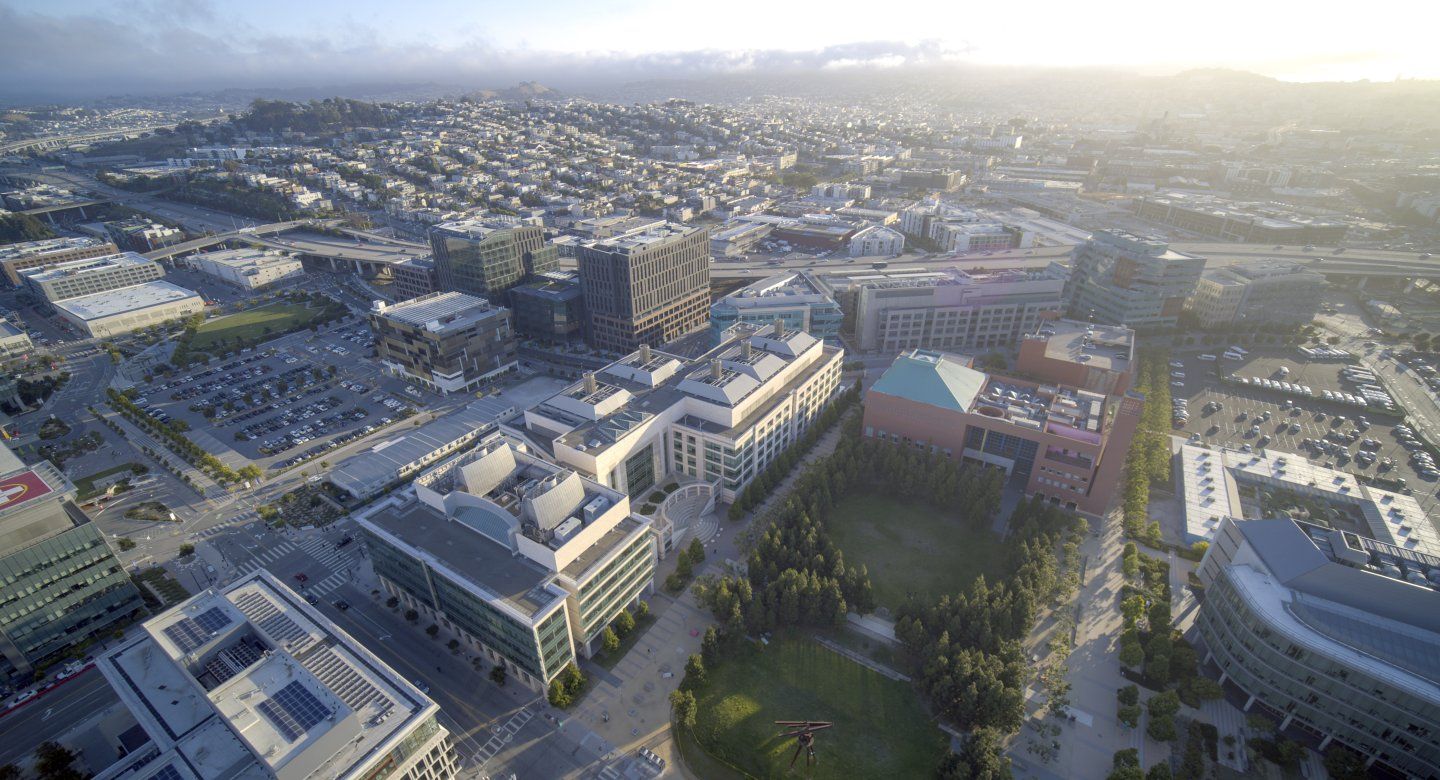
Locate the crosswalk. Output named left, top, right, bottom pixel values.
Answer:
left=472, top=706, right=535, bottom=768
left=231, top=536, right=359, bottom=598
left=197, top=510, right=258, bottom=537
left=236, top=541, right=297, bottom=574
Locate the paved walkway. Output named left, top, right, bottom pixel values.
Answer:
left=98, top=408, right=227, bottom=499
left=814, top=636, right=910, bottom=682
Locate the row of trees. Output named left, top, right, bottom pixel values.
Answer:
left=0, top=212, right=54, bottom=243
left=164, top=178, right=304, bottom=222
left=1121, top=352, right=1172, bottom=543
left=895, top=497, right=1082, bottom=733
left=727, top=383, right=861, bottom=519
left=106, top=388, right=261, bottom=486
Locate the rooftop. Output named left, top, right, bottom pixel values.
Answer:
left=1024, top=318, right=1135, bottom=372
left=21, top=250, right=157, bottom=283
left=98, top=572, right=438, bottom=780
left=327, top=397, right=514, bottom=495
left=715, top=271, right=834, bottom=309
left=371, top=291, right=508, bottom=333
left=191, top=247, right=302, bottom=271
left=586, top=222, right=699, bottom=252
left=870, top=349, right=985, bottom=413
left=52, top=280, right=201, bottom=321
left=0, top=236, right=109, bottom=260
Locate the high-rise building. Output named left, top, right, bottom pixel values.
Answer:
left=430, top=219, right=557, bottom=304
left=20, top=251, right=165, bottom=303
left=94, top=570, right=460, bottom=780
left=1186, top=261, right=1327, bottom=328
left=1066, top=230, right=1206, bottom=329
left=392, top=257, right=438, bottom=301
left=369, top=292, right=517, bottom=394
left=357, top=434, right=656, bottom=691
left=1195, top=516, right=1440, bottom=778
left=861, top=349, right=1143, bottom=515
left=577, top=223, right=710, bottom=353
left=510, top=271, right=587, bottom=344
left=0, top=442, right=144, bottom=683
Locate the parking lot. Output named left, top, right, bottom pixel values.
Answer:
left=1168, top=347, right=1440, bottom=510
left=129, top=326, right=425, bottom=473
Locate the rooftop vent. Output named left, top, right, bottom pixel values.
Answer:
left=583, top=372, right=597, bottom=394
left=639, top=343, right=651, bottom=363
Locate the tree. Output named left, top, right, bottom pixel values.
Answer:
left=1322, top=746, right=1368, bottom=780
left=1145, top=763, right=1172, bottom=780
left=548, top=678, right=572, bottom=708
left=669, top=689, right=697, bottom=730
left=117, top=537, right=136, bottom=551
left=34, top=741, right=84, bottom=780
left=940, top=727, right=1012, bottom=780
left=686, top=537, right=705, bottom=567
left=0, top=764, right=22, bottom=780
left=1119, top=632, right=1146, bottom=669
left=683, top=653, right=706, bottom=687
left=386, top=596, right=399, bottom=609
left=701, top=626, right=720, bottom=664
left=490, top=665, right=507, bottom=686
left=601, top=626, right=620, bottom=655
left=636, top=600, right=649, bottom=619
left=178, top=543, right=195, bottom=557
left=404, top=609, right=418, bottom=622
left=425, top=623, right=439, bottom=638
left=614, top=608, right=636, bottom=637
left=1146, top=714, right=1177, bottom=742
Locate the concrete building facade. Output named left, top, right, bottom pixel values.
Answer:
left=185, top=247, right=304, bottom=290
left=21, top=251, right=165, bottom=303
left=577, top=223, right=711, bottom=353
left=52, top=280, right=206, bottom=339
left=430, top=219, right=558, bottom=304
left=0, top=237, right=119, bottom=287
left=369, top=292, right=517, bottom=395
left=709, top=271, right=842, bottom=342
left=1066, top=230, right=1207, bottom=329
left=1186, top=262, right=1328, bottom=328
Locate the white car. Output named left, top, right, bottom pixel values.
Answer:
left=1169, top=361, right=1184, bottom=368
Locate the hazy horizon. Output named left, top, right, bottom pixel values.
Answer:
left=3, top=0, right=1438, bottom=101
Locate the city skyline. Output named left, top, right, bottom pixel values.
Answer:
left=2, top=0, right=1437, bottom=100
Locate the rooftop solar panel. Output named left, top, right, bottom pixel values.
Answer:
left=257, top=681, right=331, bottom=742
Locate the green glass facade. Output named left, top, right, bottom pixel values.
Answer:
left=624, top=443, right=656, bottom=497
left=431, top=225, right=557, bottom=305
left=575, top=533, right=655, bottom=641
left=0, top=522, right=143, bottom=680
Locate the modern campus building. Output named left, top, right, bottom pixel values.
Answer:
left=848, top=225, right=905, bottom=257
left=929, top=222, right=1033, bottom=254
left=52, top=280, right=206, bottom=338
left=1016, top=319, right=1136, bottom=396
left=510, top=271, right=587, bottom=344
left=0, top=320, right=33, bottom=359
left=356, top=434, right=656, bottom=691
left=708, top=221, right=772, bottom=257
left=429, top=219, right=557, bottom=304
left=92, top=571, right=459, bottom=780
left=862, top=349, right=1143, bottom=514
left=709, top=271, right=843, bottom=343
left=1136, top=191, right=1349, bottom=245
left=184, top=247, right=304, bottom=290
left=1066, top=230, right=1207, bottom=329
left=0, top=442, right=144, bottom=684
left=327, top=398, right=516, bottom=500
left=1185, top=261, right=1328, bottom=328
left=0, top=237, right=118, bottom=286
left=524, top=322, right=843, bottom=502
left=369, top=292, right=518, bottom=395
left=1195, top=516, right=1440, bottom=778
left=1176, top=444, right=1440, bottom=557
left=576, top=222, right=711, bottom=353
left=20, top=251, right=165, bottom=303
left=833, top=267, right=1064, bottom=353
left=392, top=257, right=438, bottom=301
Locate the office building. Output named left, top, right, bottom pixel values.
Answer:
left=1195, top=516, right=1440, bottom=778
left=1136, top=192, right=1348, bottom=245
left=708, top=221, right=773, bottom=257
left=929, top=222, right=1033, bottom=254
left=1017, top=319, right=1135, bottom=396
left=0, top=320, right=33, bottom=359
left=0, top=442, right=144, bottom=683
left=185, top=247, right=304, bottom=290
left=93, top=571, right=459, bottom=780
left=862, top=349, right=1143, bottom=514
left=105, top=218, right=185, bottom=253
left=709, top=271, right=842, bottom=342
left=1186, top=262, right=1327, bottom=328
left=511, top=271, right=586, bottom=344
left=524, top=322, right=843, bottom=503
left=20, top=251, right=164, bottom=303
left=836, top=267, right=1064, bottom=353
left=1066, top=230, right=1207, bottom=329
left=327, top=398, right=516, bottom=500
left=577, top=222, right=711, bottom=353
left=357, top=434, right=656, bottom=690
left=430, top=219, right=558, bottom=304
left=369, top=292, right=517, bottom=395
left=898, top=169, right=966, bottom=190
left=848, top=225, right=905, bottom=257
left=53, top=280, right=206, bottom=339
left=0, top=237, right=118, bottom=286
left=392, top=257, right=437, bottom=301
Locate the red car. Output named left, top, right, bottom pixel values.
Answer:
left=294, top=573, right=309, bottom=583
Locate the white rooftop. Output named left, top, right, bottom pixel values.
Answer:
left=52, top=280, right=202, bottom=321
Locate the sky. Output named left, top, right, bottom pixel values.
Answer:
left=3, top=0, right=1438, bottom=99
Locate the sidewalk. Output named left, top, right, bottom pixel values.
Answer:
left=98, top=408, right=227, bottom=499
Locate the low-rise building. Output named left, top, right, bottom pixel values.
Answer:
left=848, top=225, right=905, bottom=257
left=94, top=570, right=459, bottom=780
left=185, top=247, right=304, bottom=290
left=511, top=271, right=586, bottom=344
left=0, top=443, right=144, bottom=683
left=357, top=434, right=656, bottom=691
left=1136, top=191, right=1348, bottom=244
left=370, top=292, right=518, bottom=394
left=929, top=221, right=1033, bottom=253
left=835, top=267, right=1064, bottom=353
left=1195, top=516, right=1440, bottom=779
left=525, top=323, right=843, bottom=502
left=52, top=280, right=206, bottom=338
left=708, top=221, right=773, bottom=257
left=709, top=271, right=842, bottom=342
left=862, top=349, right=1143, bottom=515
left=0, top=237, right=118, bottom=286
left=1186, top=262, right=1327, bottom=328
left=20, top=251, right=164, bottom=303
left=0, top=320, right=33, bottom=359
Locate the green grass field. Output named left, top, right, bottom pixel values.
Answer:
left=189, top=303, right=321, bottom=351
left=828, top=493, right=1007, bottom=608
left=690, top=638, right=946, bottom=779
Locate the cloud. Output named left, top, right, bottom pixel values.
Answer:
left=0, top=3, right=971, bottom=99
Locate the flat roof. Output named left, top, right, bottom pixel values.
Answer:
left=0, top=236, right=109, bottom=260
left=373, top=291, right=507, bottom=332
left=1026, top=318, right=1134, bottom=372
left=191, top=247, right=302, bottom=270
left=53, top=281, right=201, bottom=321
left=365, top=501, right=559, bottom=617
left=328, top=398, right=514, bottom=495
left=21, top=251, right=157, bottom=282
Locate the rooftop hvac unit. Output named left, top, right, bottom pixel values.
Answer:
left=553, top=516, right=582, bottom=545
left=582, top=495, right=609, bottom=522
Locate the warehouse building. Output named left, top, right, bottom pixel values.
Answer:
left=52, top=280, right=206, bottom=338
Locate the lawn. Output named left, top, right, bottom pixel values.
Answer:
left=75, top=462, right=144, bottom=499
left=828, top=493, right=1007, bottom=609
left=189, top=303, right=321, bottom=352
left=689, top=637, right=946, bottom=779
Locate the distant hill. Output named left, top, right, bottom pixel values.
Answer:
left=469, top=81, right=562, bottom=101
